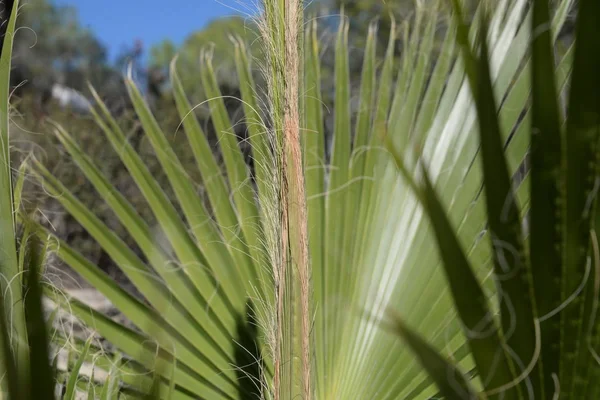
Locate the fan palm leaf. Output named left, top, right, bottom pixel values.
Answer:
left=10, top=0, right=581, bottom=398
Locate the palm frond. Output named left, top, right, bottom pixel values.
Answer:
left=21, top=0, right=583, bottom=398
left=389, top=0, right=600, bottom=398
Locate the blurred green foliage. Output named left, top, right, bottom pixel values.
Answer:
left=150, top=16, right=263, bottom=102
left=15, top=0, right=110, bottom=90
left=10, top=0, right=205, bottom=289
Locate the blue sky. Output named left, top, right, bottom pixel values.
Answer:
left=55, top=0, right=255, bottom=62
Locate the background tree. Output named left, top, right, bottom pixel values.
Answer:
left=149, top=16, right=262, bottom=102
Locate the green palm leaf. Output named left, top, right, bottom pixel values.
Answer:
left=20, top=0, right=587, bottom=398
left=0, top=1, right=27, bottom=387
left=388, top=0, right=600, bottom=399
